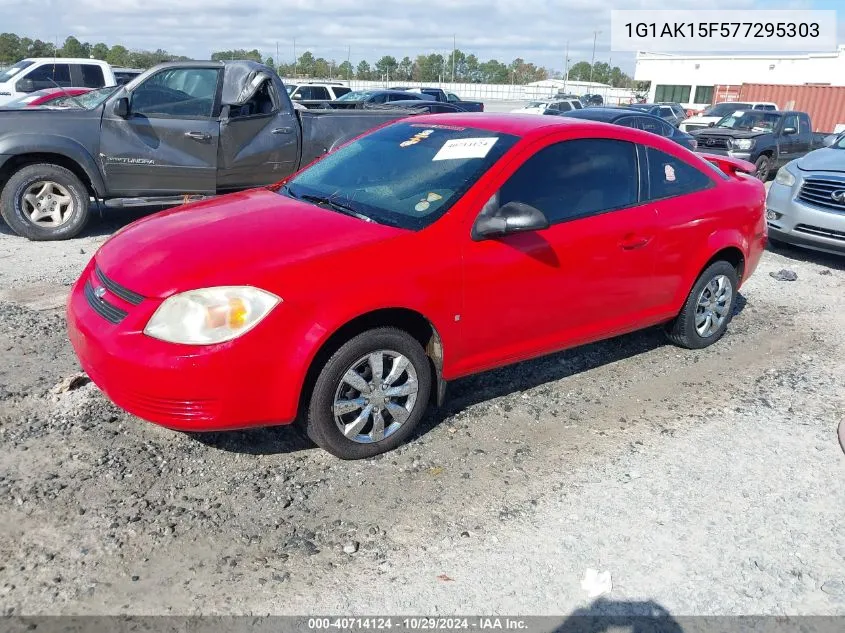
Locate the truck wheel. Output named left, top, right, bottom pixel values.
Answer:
left=0, top=164, right=91, bottom=241
left=754, top=155, right=772, bottom=182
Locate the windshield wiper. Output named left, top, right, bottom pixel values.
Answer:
left=289, top=188, right=375, bottom=223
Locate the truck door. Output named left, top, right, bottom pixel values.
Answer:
left=777, top=113, right=803, bottom=166
left=99, top=66, right=222, bottom=197
left=217, top=76, right=300, bottom=191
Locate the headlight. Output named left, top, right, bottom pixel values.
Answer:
left=774, top=167, right=796, bottom=187
left=733, top=139, right=755, bottom=151
left=144, top=286, right=281, bottom=345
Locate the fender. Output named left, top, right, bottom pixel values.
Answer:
left=0, top=133, right=106, bottom=195
left=672, top=227, right=749, bottom=308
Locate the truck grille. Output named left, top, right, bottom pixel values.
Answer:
left=797, top=176, right=845, bottom=212
left=683, top=123, right=709, bottom=132
left=696, top=136, right=732, bottom=150
left=794, top=223, right=845, bottom=242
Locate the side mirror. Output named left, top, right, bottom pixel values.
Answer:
left=114, top=97, right=130, bottom=118
left=16, top=78, right=35, bottom=93
left=708, top=122, right=715, bottom=127
left=292, top=93, right=302, bottom=99
left=783, top=127, right=797, bottom=135
left=472, top=201, right=550, bottom=240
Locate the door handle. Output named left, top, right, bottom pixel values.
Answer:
left=272, top=127, right=293, bottom=135
left=184, top=131, right=211, bottom=141
left=619, top=235, right=652, bottom=250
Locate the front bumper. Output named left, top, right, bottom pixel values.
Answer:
left=766, top=177, right=845, bottom=256
left=66, top=259, right=302, bottom=432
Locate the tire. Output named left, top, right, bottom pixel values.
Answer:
left=665, top=261, right=739, bottom=350
left=754, top=155, right=773, bottom=182
left=304, top=327, right=432, bottom=459
left=0, top=163, right=91, bottom=241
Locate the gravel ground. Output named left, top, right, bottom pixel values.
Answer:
left=0, top=204, right=844, bottom=617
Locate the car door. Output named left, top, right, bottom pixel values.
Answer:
left=458, top=135, right=659, bottom=374
left=23, top=62, right=73, bottom=91
left=642, top=144, right=725, bottom=310
left=218, top=76, right=300, bottom=191
left=99, top=66, right=222, bottom=196
left=777, top=113, right=802, bottom=166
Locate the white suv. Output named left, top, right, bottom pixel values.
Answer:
left=0, top=58, right=117, bottom=106
left=680, top=101, right=778, bottom=132
left=286, top=82, right=352, bottom=103
left=511, top=98, right=583, bottom=115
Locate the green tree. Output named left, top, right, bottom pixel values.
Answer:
left=0, top=33, right=22, bottom=62
left=337, top=60, right=353, bottom=79
left=374, top=55, right=398, bottom=81
left=28, top=39, right=53, bottom=57
left=295, top=51, right=315, bottom=76
left=61, top=36, right=89, bottom=58
left=397, top=56, right=413, bottom=81
left=413, top=54, right=444, bottom=81
left=355, top=60, right=371, bottom=80
left=211, top=48, right=261, bottom=62
left=478, top=59, right=508, bottom=83
left=91, top=42, right=109, bottom=60
left=464, top=54, right=480, bottom=82
left=264, top=56, right=274, bottom=68
left=313, top=57, right=330, bottom=78
left=567, top=61, right=592, bottom=82
left=106, top=45, right=130, bottom=66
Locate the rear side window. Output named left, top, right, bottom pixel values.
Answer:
left=638, top=117, right=674, bottom=137
left=755, top=104, right=776, bottom=111
left=646, top=147, right=714, bottom=201
left=80, top=65, right=106, bottom=88
left=498, top=138, right=640, bottom=224
left=332, top=87, right=351, bottom=97
left=782, top=113, right=799, bottom=132
left=558, top=102, right=572, bottom=112
left=299, top=86, right=330, bottom=100
left=26, top=63, right=72, bottom=88
left=799, top=113, right=810, bottom=132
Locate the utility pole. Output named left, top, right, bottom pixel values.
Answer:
left=293, top=38, right=297, bottom=78
left=276, top=41, right=279, bottom=67
left=347, top=45, right=351, bottom=80
left=589, top=30, right=601, bottom=84
left=451, top=34, right=456, bottom=83
left=563, top=40, right=570, bottom=92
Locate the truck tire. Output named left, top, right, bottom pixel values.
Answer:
left=0, top=163, right=91, bottom=241
left=754, top=155, right=773, bottom=182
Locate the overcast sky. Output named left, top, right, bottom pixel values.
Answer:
left=1, top=0, right=839, bottom=74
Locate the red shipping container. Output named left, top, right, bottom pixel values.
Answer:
left=738, top=83, right=845, bottom=133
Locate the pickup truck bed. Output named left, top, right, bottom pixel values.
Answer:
left=0, top=60, right=417, bottom=241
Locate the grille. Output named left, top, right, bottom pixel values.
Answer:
left=697, top=136, right=732, bottom=150
left=797, top=176, right=845, bottom=212
left=95, top=265, right=144, bottom=305
left=794, top=223, right=845, bottom=242
left=84, top=280, right=128, bottom=324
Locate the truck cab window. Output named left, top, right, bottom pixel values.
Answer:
left=26, top=63, right=72, bottom=89
left=131, top=68, right=220, bottom=118
left=80, top=65, right=106, bottom=88
left=229, top=80, right=278, bottom=118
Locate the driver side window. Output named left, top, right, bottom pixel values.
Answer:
left=131, top=68, right=220, bottom=118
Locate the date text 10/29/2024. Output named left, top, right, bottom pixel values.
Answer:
left=307, top=618, right=529, bottom=630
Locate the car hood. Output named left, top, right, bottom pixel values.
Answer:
left=94, top=188, right=408, bottom=299
left=692, top=128, right=766, bottom=139
left=796, top=146, right=845, bottom=173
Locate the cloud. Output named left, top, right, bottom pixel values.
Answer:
left=0, top=0, right=818, bottom=73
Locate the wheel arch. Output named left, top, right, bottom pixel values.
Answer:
left=672, top=232, right=748, bottom=310
left=297, top=307, right=447, bottom=419
left=0, top=137, right=106, bottom=196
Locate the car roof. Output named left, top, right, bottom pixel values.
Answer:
left=558, top=106, right=649, bottom=122
left=24, top=57, right=109, bottom=64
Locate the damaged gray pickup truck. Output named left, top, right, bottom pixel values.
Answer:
left=0, top=60, right=419, bottom=240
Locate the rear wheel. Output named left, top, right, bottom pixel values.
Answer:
left=304, top=327, right=432, bottom=459
left=0, top=163, right=91, bottom=240
left=665, top=261, right=739, bottom=349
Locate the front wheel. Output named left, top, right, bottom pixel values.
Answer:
left=0, top=163, right=91, bottom=240
left=304, top=327, right=432, bottom=459
left=754, top=155, right=772, bottom=181
left=665, top=261, right=739, bottom=349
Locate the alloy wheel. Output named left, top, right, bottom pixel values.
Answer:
left=695, top=274, right=733, bottom=337
left=22, top=181, right=75, bottom=227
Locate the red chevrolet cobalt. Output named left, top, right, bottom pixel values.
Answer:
left=67, top=114, right=767, bottom=459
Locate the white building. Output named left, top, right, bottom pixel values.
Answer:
left=634, top=45, right=845, bottom=109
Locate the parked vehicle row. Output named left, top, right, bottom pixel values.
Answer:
left=0, top=57, right=120, bottom=106
left=680, top=101, right=778, bottom=133
left=65, top=112, right=767, bottom=459
left=289, top=83, right=484, bottom=112
left=556, top=106, right=697, bottom=151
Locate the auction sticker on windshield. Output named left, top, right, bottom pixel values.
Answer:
left=432, top=137, right=499, bottom=161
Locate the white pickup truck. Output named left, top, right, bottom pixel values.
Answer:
left=679, top=101, right=778, bottom=133
left=0, top=58, right=117, bottom=106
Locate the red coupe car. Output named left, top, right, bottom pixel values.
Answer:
left=67, top=113, right=767, bottom=459
left=3, top=87, right=93, bottom=107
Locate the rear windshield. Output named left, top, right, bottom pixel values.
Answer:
left=335, top=90, right=374, bottom=101
left=0, top=60, right=34, bottom=83
left=281, top=121, right=520, bottom=230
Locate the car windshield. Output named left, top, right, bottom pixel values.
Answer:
left=281, top=121, right=520, bottom=230
left=49, top=86, right=118, bottom=109
left=0, top=60, right=34, bottom=83
left=335, top=90, right=374, bottom=101
left=832, top=133, right=845, bottom=149
left=715, top=111, right=780, bottom=132
left=702, top=102, right=751, bottom=117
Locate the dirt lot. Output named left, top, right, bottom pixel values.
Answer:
left=0, top=207, right=844, bottom=617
